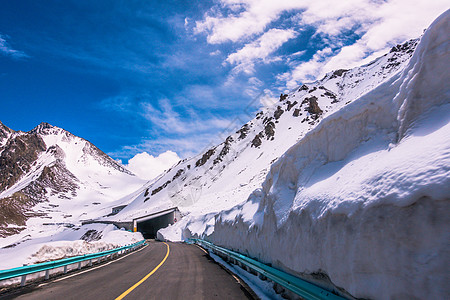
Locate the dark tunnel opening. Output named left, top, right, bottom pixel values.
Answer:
left=136, top=212, right=174, bottom=239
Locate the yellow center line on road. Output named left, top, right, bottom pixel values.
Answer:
left=115, top=242, right=170, bottom=300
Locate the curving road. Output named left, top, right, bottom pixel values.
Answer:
left=2, top=241, right=255, bottom=300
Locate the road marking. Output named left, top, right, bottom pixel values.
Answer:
left=38, top=243, right=149, bottom=287
left=195, top=244, right=208, bottom=254
left=195, top=245, right=244, bottom=286
left=115, top=242, right=170, bottom=300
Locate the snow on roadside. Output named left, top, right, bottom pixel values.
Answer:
left=0, top=224, right=143, bottom=270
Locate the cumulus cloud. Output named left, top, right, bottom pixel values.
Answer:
left=0, top=34, right=28, bottom=59
left=195, top=0, right=302, bottom=44
left=195, top=0, right=449, bottom=88
left=126, top=150, right=181, bottom=180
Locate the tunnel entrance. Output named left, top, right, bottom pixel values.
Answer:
left=134, top=208, right=179, bottom=239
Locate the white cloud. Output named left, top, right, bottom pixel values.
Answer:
left=195, top=0, right=304, bottom=44
left=210, top=49, right=221, bottom=56
left=126, top=150, right=181, bottom=180
left=195, top=1, right=449, bottom=88
left=282, top=2, right=449, bottom=87
left=141, top=99, right=233, bottom=135
left=226, top=28, right=297, bottom=74
left=0, top=34, right=28, bottom=59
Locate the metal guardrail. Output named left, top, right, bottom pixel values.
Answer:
left=0, top=239, right=146, bottom=286
left=191, top=239, right=346, bottom=300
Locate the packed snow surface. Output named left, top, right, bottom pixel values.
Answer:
left=206, top=10, right=450, bottom=299
left=0, top=223, right=143, bottom=270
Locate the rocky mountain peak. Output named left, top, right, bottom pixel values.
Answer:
left=30, top=122, right=57, bottom=135
left=0, top=121, right=14, bottom=148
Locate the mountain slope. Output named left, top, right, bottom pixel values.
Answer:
left=0, top=122, right=146, bottom=239
left=110, top=35, right=419, bottom=230
left=207, top=10, right=450, bottom=299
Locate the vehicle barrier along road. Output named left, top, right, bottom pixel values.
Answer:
left=191, top=239, right=346, bottom=300
left=0, top=239, right=146, bottom=287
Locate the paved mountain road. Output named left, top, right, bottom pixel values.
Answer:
left=3, top=241, right=255, bottom=300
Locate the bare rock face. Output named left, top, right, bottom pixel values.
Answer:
left=0, top=133, right=47, bottom=191
left=307, top=96, right=323, bottom=117
left=195, top=148, right=216, bottom=167
left=274, top=106, right=284, bottom=120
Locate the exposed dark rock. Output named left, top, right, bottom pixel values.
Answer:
left=390, top=39, right=418, bottom=54
left=330, top=69, right=348, bottom=79
left=0, top=121, right=14, bottom=143
left=307, top=96, right=323, bottom=119
left=251, top=132, right=264, bottom=148
left=264, top=122, right=275, bottom=139
left=0, top=133, right=46, bottom=191
left=172, top=169, right=185, bottom=181
left=144, top=188, right=149, bottom=197
left=81, top=230, right=102, bottom=242
left=152, top=180, right=171, bottom=196
left=279, top=93, right=288, bottom=101
left=293, top=108, right=301, bottom=117
left=263, top=116, right=273, bottom=124
left=214, top=136, right=234, bottom=165
left=195, top=148, right=216, bottom=168
left=286, top=100, right=298, bottom=111
left=324, top=91, right=338, bottom=103
left=274, top=106, right=284, bottom=120
left=298, top=84, right=309, bottom=91
left=237, top=124, right=250, bottom=140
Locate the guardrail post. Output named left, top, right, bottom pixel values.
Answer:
left=20, top=274, right=26, bottom=287
left=78, top=262, right=82, bottom=270
left=45, top=269, right=50, bottom=280
left=20, top=264, right=27, bottom=286
left=89, top=259, right=92, bottom=266
left=64, top=265, right=68, bottom=274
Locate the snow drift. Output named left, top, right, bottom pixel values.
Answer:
left=206, top=10, right=450, bottom=299
left=0, top=223, right=143, bottom=287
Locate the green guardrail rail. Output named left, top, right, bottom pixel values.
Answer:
left=0, top=239, right=146, bottom=283
left=191, top=238, right=346, bottom=300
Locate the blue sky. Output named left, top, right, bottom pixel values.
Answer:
left=0, top=0, right=447, bottom=165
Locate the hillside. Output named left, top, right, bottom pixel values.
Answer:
left=0, top=122, right=146, bottom=239
left=110, top=35, right=420, bottom=237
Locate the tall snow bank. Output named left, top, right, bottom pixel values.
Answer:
left=208, top=10, right=450, bottom=299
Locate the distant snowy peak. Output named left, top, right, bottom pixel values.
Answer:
left=29, top=121, right=56, bottom=135
left=30, top=122, right=133, bottom=175
left=0, top=121, right=138, bottom=237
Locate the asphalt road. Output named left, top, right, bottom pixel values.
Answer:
left=2, top=241, right=255, bottom=300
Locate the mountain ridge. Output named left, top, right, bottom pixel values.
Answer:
left=0, top=121, right=144, bottom=238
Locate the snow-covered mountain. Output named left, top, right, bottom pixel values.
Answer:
left=110, top=36, right=419, bottom=227
left=0, top=122, right=146, bottom=238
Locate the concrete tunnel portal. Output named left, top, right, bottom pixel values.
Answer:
left=133, top=208, right=180, bottom=239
